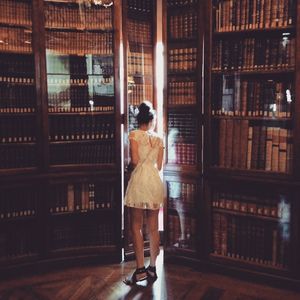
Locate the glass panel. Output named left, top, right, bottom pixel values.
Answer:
left=211, top=189, right=291, bottom=270
left=126, top=0, right=154, bottom=130
left=0, top=185, right=40, bottom=260
left=211, top=1, right=296, bottom=174
left=0, top=0, right=38, bottom=170
left=48, top=182, right=114, bottom=214
left=167, top=181, right=197, bottom=251
left=44, top=0, right=115, bottom=166
left=167, top=112, right=197, bottom=165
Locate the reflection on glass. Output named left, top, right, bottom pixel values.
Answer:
left=212, top=191, right=291, bottom=269
left=46, top=54, right=114, bottom=112
left=168, top=181, right=196, bottom=250
left=167, top=113, right=197, bottom=165
left=44, top=1, right=115, bottom=166
left=212, top=75, right=294, bottom=118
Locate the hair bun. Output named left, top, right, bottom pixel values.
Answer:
left=136, top=101, right=155, bottom=125
left=138, top=101, right=151, bottom=114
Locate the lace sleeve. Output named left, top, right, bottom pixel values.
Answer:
left=128, top=131, right=138, bottom=142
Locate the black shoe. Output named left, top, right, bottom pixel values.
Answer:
left=123, top=267, right=148, bottom=285
left=146, top=265, right=157, bottom=281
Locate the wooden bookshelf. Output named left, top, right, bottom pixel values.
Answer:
left=0, top=0, right=122, bottom=275
left=201, top=0, right=300, bottom=283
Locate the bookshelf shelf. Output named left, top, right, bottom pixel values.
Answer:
left=0, top=142, right=36, bottom=146
left=210, top=253, right=289, bottom=272
left=212, top=115, right=292, bottom=122
left=50, top=245, right=117, bottom=256
left=209, top=166, right=292, bottom=179
left=49, top=139, right=114, bottom=144
left=167, top=71, right=197, bottom=76
left=167, top=104, right=198, bottom=110
left=50, top=208, right=115, bottom=217
left=45, top=26, right=114, bottom=33
left=211, top=69, right=295, bottom=75
left=213, top=26, right=296, bottom=35
left=0, top=215, right=37, bottom=223
left=0, top=22, right=31, bottom=29
left=212, top=208, right=287, bottom=223
left=48, top=111, right=114, bottom=115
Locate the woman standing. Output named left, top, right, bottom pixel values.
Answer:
left=124, top=101, right=164, bottom=285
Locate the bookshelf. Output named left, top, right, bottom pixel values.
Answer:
left=163, top=0, right=203, bottom=260
left=0, top=0, right=39, bottom=173
left=122, top=0, right=157, bottom=259
left=0, top=0, right=122, bottom=276
left=203, top=0, right=300, bottom=284
left=206, top=0, right=297, bottom=178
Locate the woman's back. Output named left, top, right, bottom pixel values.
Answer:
left=129, top=129, right=163, bottom=165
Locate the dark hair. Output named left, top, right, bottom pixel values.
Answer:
left=137, top=101, right=155, bottom=125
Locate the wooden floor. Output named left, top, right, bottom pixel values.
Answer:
left=0, top=251, right=299, bottom=300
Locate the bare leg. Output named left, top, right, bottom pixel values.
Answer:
left=147, top=209, right=160, bottom=267
left=130, top=207, right=146, bottom=280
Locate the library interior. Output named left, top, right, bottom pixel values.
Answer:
left=0, top=0, right=300, bottom=299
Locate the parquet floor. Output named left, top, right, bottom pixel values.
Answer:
left=0, top=251, right=299, bottom=300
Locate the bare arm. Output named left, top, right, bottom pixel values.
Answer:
left=129, top=138, right=139, bottom=168
left=156, top=138, right=164, bottom=171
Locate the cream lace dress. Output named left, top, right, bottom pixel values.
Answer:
left=124, top=129, right=164, bottom=210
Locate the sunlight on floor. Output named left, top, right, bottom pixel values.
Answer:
left=107, top=250, right=166, bottom=300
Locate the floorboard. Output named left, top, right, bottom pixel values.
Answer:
left=0, top=251, right=299, bottom=300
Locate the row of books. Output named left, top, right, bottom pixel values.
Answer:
left=127, top=0, right=153, bottom=14
left=52, top=222, right=114, bottom=250
left=128, top=83, right=153, bottom=106
left=0, top=53, right=34, bottom=75
left=212, top=37, right=296, bottom=71
left=50, top=143, right=115, bottom=165
left=0, top=117, right=36, bottom=143
left=168, top=48, right=197, bottom=72
left=0, top=27, right=32, bottom=54
left=0, top=226, right=38, bottom=258
left=217, top=120, right=293, bottom=172
left=47, top=77, right=113, bottom=86
left=48, top=105, right=114, bottom=113
left=212, top=192, right=290, bottom=220
left=168, top=181, right=196, bottom=212
left=168, top=113, right=197, bottom=139
left=0, top=76, right=34, bottom=84
left=46, top=31, right=113, bottom=55
left=0, top=145, right=36, bottom=169
left=168, top=143, right=197, bottom=165
left=169, top=12, right=198, bottom=40
left=48, top=84, right=114, bottom=104
left=0, top=189, right=38, bottom=220
left=214, top=0, right=296, bottom=32
left=46, top=54, right=114, bottom=76
left=49, top=183, right=114, bottom=214
left=0, top=86, right=36, bottom=111
left=167, top=0, right=199, bottom=7
left=45, top=3, right=113, bottom=30
left=0, top=0, right=31, bottom=27
left=128, top=19, right=152, bottom=44
left=168, top=81, right=196, bottom=105
left=49, top=118, right=114, bottom=141
left=212, top=78, right=293, bottom=118
left=212, top=213, right=290, bottom=269
left=168, top=214, right=196, bottom=250
left=128, top=52, right=153, bottom=77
